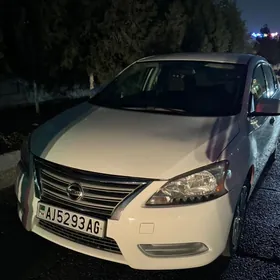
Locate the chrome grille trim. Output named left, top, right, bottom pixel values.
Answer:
left=39, top=220, right=121, bottom=254
left=34, top=157, right=153, bottom=219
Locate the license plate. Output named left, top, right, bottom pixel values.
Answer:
left=36, top=203, right=106, bottom=238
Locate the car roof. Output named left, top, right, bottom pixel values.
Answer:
left=137, top=53, right=265, bottom=65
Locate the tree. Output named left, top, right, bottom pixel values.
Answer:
left=0, top=1, right=34, bottom=111
left=182, top=0, right=230, bottom=52
left=148, top=0, right=188, bottom=54
left=23, top=0, right=48, bottom=113
left=0, top=26, right=11, bottom=75
left=0, top=0, right=251, bottom=90
left=41, top=0, right=80, bottom=86
left=41, top=0, right=110, bottom=88
left=0, top=27, right=6, bottom=73
left=1, top=0, right=27, bottom=77
left=75, top=0, right=111, bottom=88
left=95, top=0, right=162, bottom=82
left=1, top=0, right=48, bottom=113
left=219, top=0, right=249, bottom=52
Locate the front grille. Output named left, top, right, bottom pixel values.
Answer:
left=34, top=157, right=152, bottom=219
left=39, top=220, right=121, bottom=254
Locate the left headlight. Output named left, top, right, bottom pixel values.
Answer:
left=146, top=161, right=229, bottom=206
left=21, top=134, right=31, bottom=169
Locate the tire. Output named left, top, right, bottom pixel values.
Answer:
left=223, top=181, right=250, bottom=257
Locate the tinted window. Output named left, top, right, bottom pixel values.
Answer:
left=90, top=61, right=247, bottom=116
left=251, top=65, right=266, bottom=101
left=272, top=69, right=279, bottom=91
left=262, top=64, right=275, bottom=97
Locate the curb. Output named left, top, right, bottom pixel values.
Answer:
left=0, top=150, right=20, bottom=189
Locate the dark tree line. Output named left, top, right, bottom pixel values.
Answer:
left=255, top=24, right=280, bottom=65
left=0, top=0, right=250, bottom=90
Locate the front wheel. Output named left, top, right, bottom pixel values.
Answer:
left=223, top=182, right=250, bottom=257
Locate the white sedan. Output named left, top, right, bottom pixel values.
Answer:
left=15, top=53, right=280, bottom=270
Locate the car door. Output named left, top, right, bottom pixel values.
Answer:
left=262, top=64, right=280, bottom=153
left=271, top=67, right=280, bottom=138
left=248, top=63, right=273, bottom=178
left=261, top=63, right=280, bottom=153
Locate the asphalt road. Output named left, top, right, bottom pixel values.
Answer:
left=1, top=152, right=280, bottom=280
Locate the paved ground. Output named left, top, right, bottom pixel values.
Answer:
left=1, top=152, right=280, bottom=279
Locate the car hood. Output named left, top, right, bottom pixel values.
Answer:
left=31, top=102, right=240, bottom=179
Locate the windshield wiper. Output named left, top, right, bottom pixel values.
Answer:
left=121, top=106, right=188, bottom=114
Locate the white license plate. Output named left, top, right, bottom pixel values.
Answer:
left=36, top=203, right=106, bottom=238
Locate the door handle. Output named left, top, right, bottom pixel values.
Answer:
left=270, top=117, right=275, bottom=125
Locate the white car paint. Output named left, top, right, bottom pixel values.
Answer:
left=15, top=53, right=280, bottom=270
left=31, top=105, right=239, bottom=180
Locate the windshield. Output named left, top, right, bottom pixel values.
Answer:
left=89, top=60, right=247, bottom=116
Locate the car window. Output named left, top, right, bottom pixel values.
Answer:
left=262, top=64, right=275, bottom=97
left=251, top=65, right=267, bottom=101
left=116, top=66, right=156, bottom=97
left=90, top=61, right=247, bottom=117
left=271, top=68, right=279, bottom=91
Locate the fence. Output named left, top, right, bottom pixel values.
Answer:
left=0, top=78, right=91, bottom=110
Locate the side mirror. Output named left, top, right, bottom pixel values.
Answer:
left=249, top=98, right=280, bottom=116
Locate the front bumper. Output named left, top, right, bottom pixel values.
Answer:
left=15, top=162, right=237, bottom=270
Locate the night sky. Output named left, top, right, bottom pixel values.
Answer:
left=237, top=0, right=280, bottom=32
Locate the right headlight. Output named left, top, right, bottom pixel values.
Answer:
left=145, top=161, right=229, bottom=206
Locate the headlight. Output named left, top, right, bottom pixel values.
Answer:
left=146, top=161, right=229, bottom=206
left=21, top=134, right=31, bottom=169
